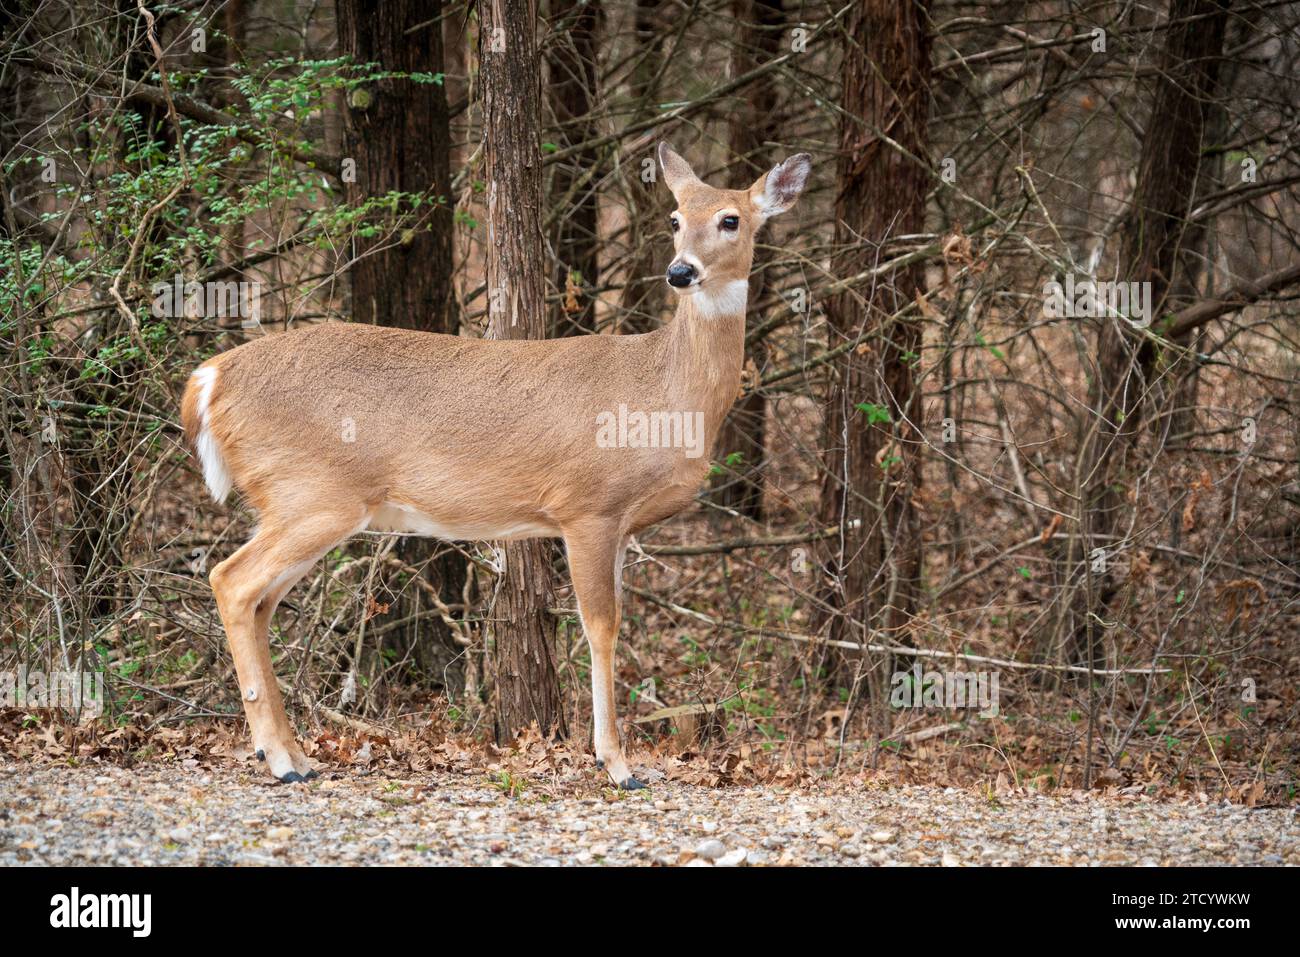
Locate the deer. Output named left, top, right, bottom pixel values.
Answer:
left=180, top=143, right=811, bottom=788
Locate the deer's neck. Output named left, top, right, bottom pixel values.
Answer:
left=661, top=278, right=750, bottom=444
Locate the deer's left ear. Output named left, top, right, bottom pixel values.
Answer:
left=658, top=142, right=701, bottom=195
left=750, top=153, right=812, bottom=222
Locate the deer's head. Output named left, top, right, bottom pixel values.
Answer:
left=658, top=143, right=811, bottom=296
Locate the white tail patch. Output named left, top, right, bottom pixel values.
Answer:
left=192, top=365, right=232, bottom=503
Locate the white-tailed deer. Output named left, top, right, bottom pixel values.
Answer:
left=181, top=144, right=810, bottom=787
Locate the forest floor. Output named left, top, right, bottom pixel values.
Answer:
left=2, top=761, right=1296, bottom=867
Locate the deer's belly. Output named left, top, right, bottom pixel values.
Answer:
left=364, top=502, right=558, bottom=541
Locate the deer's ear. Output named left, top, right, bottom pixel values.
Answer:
left=750, top=153, right=812, bottom=221
left=658, top=142, right=700, bottom=195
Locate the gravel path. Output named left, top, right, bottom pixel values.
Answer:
left=1, top=764, right=1295, bottom=866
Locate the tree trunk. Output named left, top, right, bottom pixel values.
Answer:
left=548, top=0, right=600, bottom=336
left=1070, top=0, right=1229, bottom=662
left=815, top=0, right=930, bottom=724
left=616, top=0, right=667, bottom=332
left=337, top=0, right=465, bottom=691
left=481, top=0, right=567, bottom=742
left=708, top=0, right=783, bottom=519
left=338, top=0, right=453, bottom=331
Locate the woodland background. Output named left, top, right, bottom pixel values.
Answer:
left=2, top=0, right=1297, bottom=801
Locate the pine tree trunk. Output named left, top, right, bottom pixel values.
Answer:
left=815, top=0, right=930, bottom=721
left=337, top=0, right=465, bottom=690
left=1070, top=0, right=1229, bottom=663
left=616, top=0, right=668, bottom=333
left=708, top=0, right=784, bottom=519
left=548, top=0, right=600, bottom=336
left=481, top=0, right=567, bottom=742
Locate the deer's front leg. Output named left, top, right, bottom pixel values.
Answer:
left=564, top=525, right=644, bottom=790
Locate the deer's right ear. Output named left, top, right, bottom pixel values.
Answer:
left=750, top=153, right=812, bottom=222
left=658, top=142, right=700, bottom=195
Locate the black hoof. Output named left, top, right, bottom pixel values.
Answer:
left=595, top=759, right=605, bottom=770
left=304, top=768, right=319, bottom=780
left=256, top=749, right=265, bottom=761
left=618, top=776, right=647, bottom=791
left=279, top=770, right=310, bottom=784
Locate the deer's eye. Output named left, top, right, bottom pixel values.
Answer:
left=720, top=215, right=740, bottom=231
left=670, top=217, right=679, bottom=233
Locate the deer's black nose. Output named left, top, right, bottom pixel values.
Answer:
left=666, top=262, right=697, bottom=287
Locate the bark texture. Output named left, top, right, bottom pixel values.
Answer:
left=337, top=0, right=465, bottom=685
left=709, top=0, right=784, bottom=518
left=549, top=0, right=601, bottom=336
left=815, top=0, right=930, bottom=716
left=1070, top=0, right=1230, bottom=661
left=616, top=0, right=668, bottom=332
left=481, top=0, right=567, bottom=742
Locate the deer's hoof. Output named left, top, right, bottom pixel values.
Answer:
left=278, top=768, right=318, bottom=784
left=618, top=776, right=647, bottom=791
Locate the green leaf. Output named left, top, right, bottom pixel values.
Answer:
left=854, top=402, right=892, bottom=424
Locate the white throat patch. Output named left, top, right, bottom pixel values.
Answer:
left=691, top=279, right=749, bottom=319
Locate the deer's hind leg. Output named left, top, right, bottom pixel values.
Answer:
left=563, top=520, right=643, bottom=789
left=210, top=505, right=369, bottom=782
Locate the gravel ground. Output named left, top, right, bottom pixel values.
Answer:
left=1, top=764, right=1295, bottom=866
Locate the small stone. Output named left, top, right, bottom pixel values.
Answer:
left=870, top=830, right=895, bottom=843
left=941, top=851, right=961, bottom=867
left=167, top=827, right=191, bottom=844
left=266, top=826, right=294, bottom=842
left=717, top=848, right=748, bottom=867
left=685, top=858, right=713, bottom=867
left=695, top=839, right=726, bottom=861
